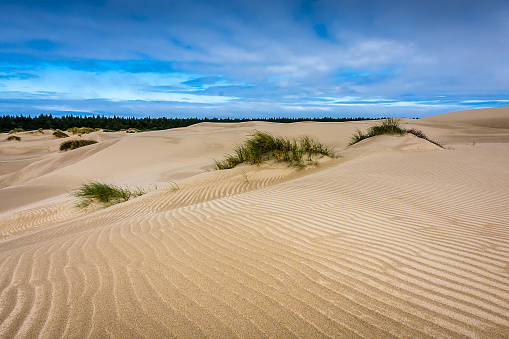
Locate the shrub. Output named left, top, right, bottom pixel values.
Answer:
left=213, top=131, right=337, bottom=170
left=72, top=181, right=145, bottom=208
left=59, top=139, right=97, bottom=151
left=53, top=129, right=69, bottom=138
left=6, top=135, right=21, bottom=141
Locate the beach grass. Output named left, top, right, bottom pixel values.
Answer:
left=6, top=135, right=21, bottom=141
left=67, top=127, right=98, bottom=136
left=8, top=128, right=24, bottom=134
left=349, top=118, right=444, bottom=148
left=213, top=131, right=336, bottom=170
left=72, top=181, right=145, bottom=208
left=53, top=129, right=69, bottom=138
left=59, top=139, right=98, bottom=151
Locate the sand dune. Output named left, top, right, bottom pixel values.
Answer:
left=1, top=108, right=509, bottom=337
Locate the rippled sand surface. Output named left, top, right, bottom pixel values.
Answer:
left=1, top=107, right=509, bottom=337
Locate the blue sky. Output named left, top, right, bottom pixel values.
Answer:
left=1, top=0, right=508, bottom=118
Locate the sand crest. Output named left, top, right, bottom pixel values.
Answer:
left=1, top=108, right=509, bottom=337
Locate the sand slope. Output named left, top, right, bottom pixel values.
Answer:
left=1, top=109, right=509, bottom=337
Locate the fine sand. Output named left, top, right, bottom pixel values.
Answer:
left=1, top=107, right=508, bottom=337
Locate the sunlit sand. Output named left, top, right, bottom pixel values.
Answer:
left=1, top=107, right=508, bottom=337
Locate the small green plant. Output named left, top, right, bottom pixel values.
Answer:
left=72, top=181, right=145, bottom=208
left=60, top=139, right=98, bottom=151
left=241, top=171, right=249, bottom=183
left=349, top=119, right=444, bottom=148
left=168, top=181, right=180, bottom=191
left=213, top=131, right=336, bottom=170
left=53, top=129, right=69, bottom=138
left=6, top=135, right=21, bottom=141
left=8, top=128, right=24, bottom=134
left=126, top=128, right=140, bottom=133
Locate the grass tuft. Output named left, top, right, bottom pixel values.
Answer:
left=67, top=127, right=98, bottom=136
left=405, top=128, right=444, bottom=148
left=349, top=118, right=405, bottom=145
left=213, top=131, right=336, bottom=170
left=9, top=128, right=24, bottom=134
left=53, top=129, right=69, bottom=138
left=72, top=181, right=145, bottom=208
left=59, top=139, right=98, bottom=151
left=6, top=135, right=21, bottom=141
left=349, top=118, right=444, bottom=148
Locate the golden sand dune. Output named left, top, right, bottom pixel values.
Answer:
left=1, top=107, right=509, bottom=337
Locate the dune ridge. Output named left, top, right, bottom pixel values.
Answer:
left=1, top=109, right=509, bottom=337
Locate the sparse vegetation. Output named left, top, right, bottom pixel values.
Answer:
left=349, top=118, right=406, bottom=145
left=168, top=181, right=180, bottom=191
left=72, top=181, right=145, bottom=208
left=405, top=128, right=444, bottom=148
left=213, top=131, right=337, bottom=170
left=53, top=129, right=69, bottom=138
left=8, top=128, right=24, bottom=134
left=28, top=128, right=45, bottom=135
left=6, top=135, right=21, bottom=141
left=59, top=139, right=98, bottom=151
left=349, top=118, right=444, bottom=148
left=67, top=127, right=98, bottom=135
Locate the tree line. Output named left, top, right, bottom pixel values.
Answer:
left=0, top=114, right=375, bottom=133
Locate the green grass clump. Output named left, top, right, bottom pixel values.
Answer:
left=59, top=139, right=98, bottom=151
left=9, top=128, right=24, bottom=134
left=213, top=131, right=336, bottom=170
left=349, top=118, right=405, bottom=145
left=349, top=118, right=444, bottom=148
left=406, top=128, right=444, bottom=148
left=6, top=135, right=21, bottom=141
left=72, top=181, right=145, bottom=208
left=67, top=127, right=98, bottom=135
left=53, top=129, right=69, bottom=138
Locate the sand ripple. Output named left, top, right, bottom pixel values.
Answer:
left=1, top=137, right=509, bottom=337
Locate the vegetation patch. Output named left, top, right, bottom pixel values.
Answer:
left=405, top=128, right=444, bottom=148
left=59, top=139, right=98, bottom=151
left=72, top=181, right=145, bottom=208
left=6, top=135, right=21, bottom=141
left=213, top=131, right=337, bottom=170
left=8, top=128, right=24, bottom=134
left=349, top=118, right=444, bottom=148
left=67, top=127, right=98, bottom=135
left=28, top=128, right=45, bottom=135
left=53, top=129, right=69, bottom=138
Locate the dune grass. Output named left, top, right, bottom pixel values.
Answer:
left=53, top=129, right=69, bottom=138
left=405, top=128, right=445, bottom=148
left=349, top=118, right=444, bottom=148
left=59, top=139, right=98, bottom=151
left=8, top=128, right=24, bottom=134
left=72, top=181, right=145, bottom=208
left=213, top=131, right=337, bottom=170
left=67, top=127, right=98, bottom=136
left=6, top=135, right=21, bottom=141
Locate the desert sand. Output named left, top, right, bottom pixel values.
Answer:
left=1, top=107, right=508, bottom=337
